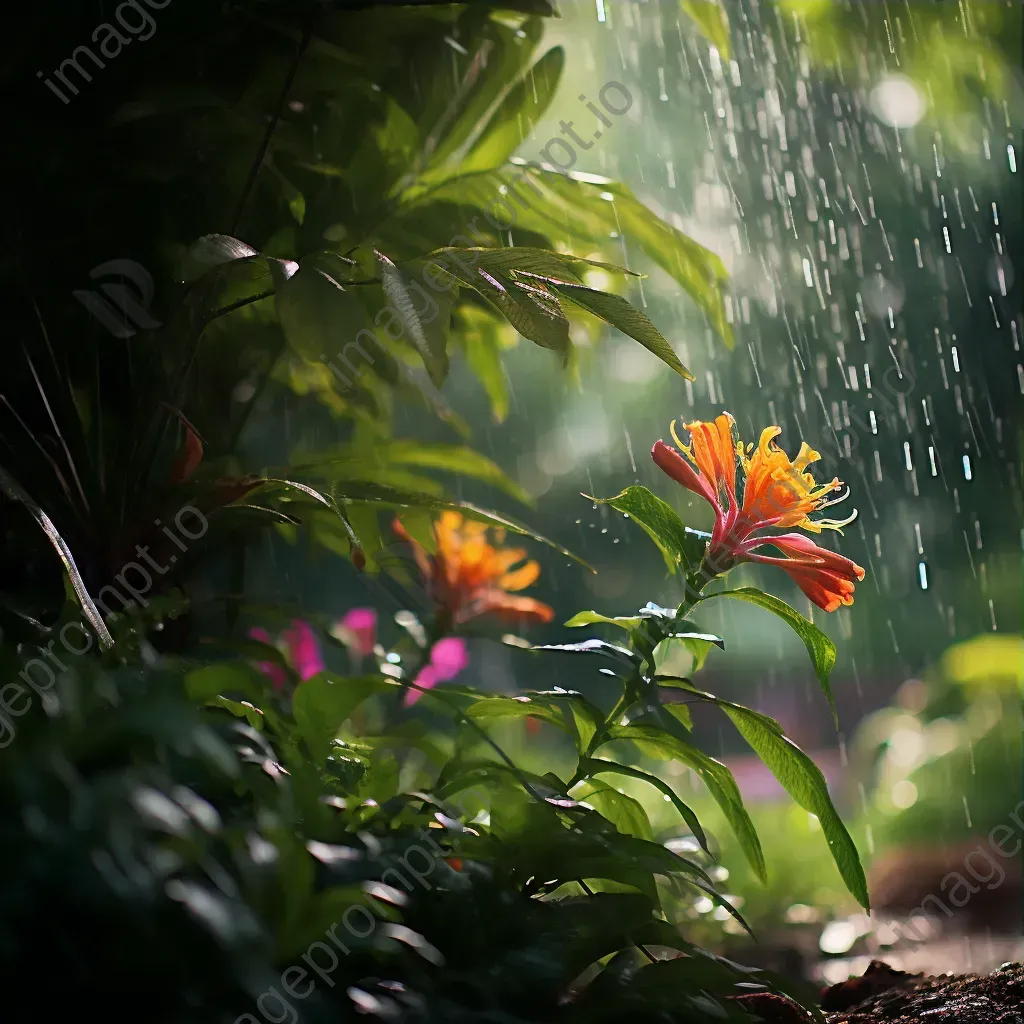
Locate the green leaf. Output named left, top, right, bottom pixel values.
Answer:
left=590, top=485, right=707, bottom=575
left=572, top=780, right=654, bottom=841
left=292, top=674, right=395, bottom=763
left=186, top=662, right=266, bottom=702
left=0, top=464, right=113, bottom=650
left=275, top=261, right=374, bottom=364
left=579, top=757, right=709, bottom=854
left=720, top=704, right=868, bottom=909
left=552, top=282, right=693, bottom=380
left=701, top=587, right=838, bottom=725
left=530, top=689, right=605, bottom=751
left=426, top=248, right=571, bottom=360
left=459, top=46, right=565, bottom=173
left=532, top=638, right=638, bottom=662
left=383, top=440, right=531, bottom=505
left=177, top=233, right=259, bottom=283
left=664, top=703, right=693, bottom=731
left=681, top=1, right=731, bottom=58
left=564, top=610, right=642, bottom=631
left=377, top=252, right=452, bottom=387
left=464, top=695, right=567, bottom=732
left=208, top=695, right=265, bottom=730
left=418, top=16, right=546, bottom=180
left=458, top=307, right=510, bottom=421
left=598, top=724, right=766, bottom=884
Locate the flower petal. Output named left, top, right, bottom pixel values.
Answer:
left=499, top=560, right=541, bottom=592
left=428, top=636, right=470, bottom=679
left=652, top=440, right=719, bottom=509
left=281, top=619, right=325, bottom=681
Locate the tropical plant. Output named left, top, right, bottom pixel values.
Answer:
left=0, top=2, right=874, bottom=1021
left=3, top=0, right=731, bottom=649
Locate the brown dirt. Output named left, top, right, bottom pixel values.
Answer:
left=729, top=960, right=1024, bottom=1023
left=822, top=959, right=1024, bottom=1023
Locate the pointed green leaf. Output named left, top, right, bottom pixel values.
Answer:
left=552, top=282, right=694, bottom=379
left=701, top=587, right=837, bottom=725
left=598, top=724, right=766, bottom=883
left=460, top=47, right=565, bottom=173
left=590, top=485, right=708, bottom=574
left=377, top=252, right=452, bottom=387
left=564, top=610, right=643, bottom=631
left=720, top=704, right=868, bottom=909
left=579, top=757, right=710, bottom=854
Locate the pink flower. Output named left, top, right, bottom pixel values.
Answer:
left=248, top=627, right=288, bottom=690
left=404, top=637, right=469, bottom=707
left=249, top=620, right=324, bottom=688
left=281, top=619, right=325, bottom=681
left=337, top=607, right=377, bottom=658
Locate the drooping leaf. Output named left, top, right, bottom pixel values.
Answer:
left=719, top=704, right=868, bottom=909
left=425, top=248, right=571, bottom=360
left=700, top=588, right=838, bottom=725
left=393, top=165, right=733, bottom=349
left=552, top=282, right=693, bottom=379
left=377, top=252, right=452, bottom=387
left=579, top=757, right=709, bottom=854
left=316, top=479, right=591, bottom=568
left=532, top=638, right=638, bottom=663
left=598, top=724, right=766, bottom=883
left=590, top=485, right=708, bottom=574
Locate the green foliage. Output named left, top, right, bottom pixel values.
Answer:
left=0, top=2, right=867, bottom=1020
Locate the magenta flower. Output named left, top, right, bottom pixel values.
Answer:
left=249, top=620, right=324, bottom=688
left=405, top=637, right=469, bottom=707
left=248, top=627, right=288, bottom=690
left=281, top=619, right=326, bottom=680
left=336, top=607, right=378, bottom=658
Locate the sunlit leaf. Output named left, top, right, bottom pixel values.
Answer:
left=574, top=780, right=654, bottom=841
left=590, top=485, right=708, bottom=574
left=459, top=46, right=565, bottom=173
left=579, top=757, right=709, bottom=853
left=598, top=724, right=766, bottom=883
left=720, top=704, right=868, bottom=909
left=701, top=588, right=837, bottom=725
left=551, top=282, right=693, bottom=379
left=377, top=252, right=452, bottom=387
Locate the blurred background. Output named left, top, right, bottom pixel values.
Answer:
left=227, top=0, right=1023, bottom=981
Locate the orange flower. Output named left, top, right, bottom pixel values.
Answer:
left=652, top=413, right=865, bottom=613
left=393, top=511, right=554, bottom=628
